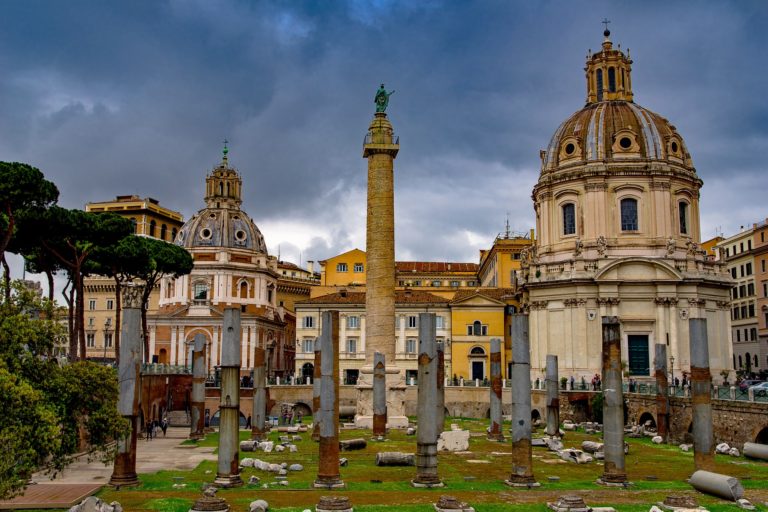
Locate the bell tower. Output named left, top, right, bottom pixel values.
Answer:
left=585, top=26, right=634, bottom=103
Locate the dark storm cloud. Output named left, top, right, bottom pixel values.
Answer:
left=1, top=0, right=767, bottom=275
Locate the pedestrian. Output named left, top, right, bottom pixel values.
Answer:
left=146, top=420, right=153, bottom=441
left=245, top=415, right=252, bottom=429
left=161, top=417, right=168, bottom=437
left=569, top=375, right=575, bottom=390
left=296, top=410, right=303, bottom=424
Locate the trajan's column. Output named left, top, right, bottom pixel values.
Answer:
left=355, top=85, right=408, bottom=428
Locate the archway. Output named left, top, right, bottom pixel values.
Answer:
left=210, top=409, right=247, bottom=427
left=159, top=348, right=168, bottom=364
left=531, top=409, right=542, bottom=422
left=301, top=363, right=314, bottom=381
left=755, top=426, right=768, bottom=444
left=638, top=411, right=656, bottom=429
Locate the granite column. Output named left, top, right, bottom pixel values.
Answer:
left=214, top=307, right=243, bottom=488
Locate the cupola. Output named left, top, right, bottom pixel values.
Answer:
left=204, top=141, right=243, bottom=209
left=584, top=28, right=634, bottom=103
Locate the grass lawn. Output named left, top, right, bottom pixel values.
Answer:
left=30, top=417, right=768, bottom=511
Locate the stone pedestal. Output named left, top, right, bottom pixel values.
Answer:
left=354, top=368, right=408, bottom=429
left=316, top=496, right=353, bottom=512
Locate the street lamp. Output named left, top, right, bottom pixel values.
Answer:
left=669, top=355, right=675, bottom=389
left=103, top=319, right=111, bottom=362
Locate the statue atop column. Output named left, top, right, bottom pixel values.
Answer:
left=375, top=84, right=395, bottom=113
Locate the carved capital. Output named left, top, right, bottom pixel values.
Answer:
left=122, top=284, right=145, bottom=309
left=688, top=298, right=706, bottom=308
left=716, top=300, right=730, bottom=310
left=529, top=300, right=549, bottom=310
left=654, top=297, right=679, bottom=306
left=564, top=298, right=587, bottom=308
left=596, top=297, right=620, bottom=307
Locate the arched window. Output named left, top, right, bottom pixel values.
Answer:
left=738, top=355, right=743, bottom=368
left=596, top=69, right=604, bottom=102
left=470, top=346, right=486, bottom=356
left=745, top=352, right=751, bottom=369
left=678, top=202, right=689, bottom=235
left=755, top=354, right=759, bottom=368
left=239, top=281, right=248, bottom=299
left=608, top=67, right=616, bottom=92
left=620, top=198, right=638, bottom=231
left=472, top=320, right=482, bottom=336
left=562, top=203, right=576, bottom=235
left=160, top=224, right=167, bottom=240
left=171, top=228, right=177, bottom=241
left=149, top=220, right=156, bottom=237
left=219, top=182, right=224, bottom=195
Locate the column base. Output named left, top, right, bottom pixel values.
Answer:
left=504, top=478, right=540, bottom=488
left=596, top=476, right=630, bottom=487
left=487, top=433, right=505, bottom=442
left=189, top=432, right=205, bottom=440
left=214, top=474, right=244, bottom=488
left=411, top=478, right=444, bottom=488
left=108, top=473, right=140, bottom=489
left=313, top=478, right=346, bottom=489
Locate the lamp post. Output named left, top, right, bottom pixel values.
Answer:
left=103, top=320, right=111, bottom=362
left=669, top=355, right=675, bottom=391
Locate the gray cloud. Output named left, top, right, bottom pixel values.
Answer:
left=1, top=0, right=766, bottom=285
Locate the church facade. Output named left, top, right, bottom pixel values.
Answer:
left=148, top=147, right=292, bottom=378
left=521, top=30, right=733, bottom=382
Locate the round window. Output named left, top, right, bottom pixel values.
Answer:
left=200, top=228, right=212, bottom=239
left=235, top=230, right=247, bottom=241
left=671, top=141, right=679, bottom=153
left=233, top=215, right=240, bottom=220
left=564, top=143, right=575, bottom=155
left=619, top=137, right=632, bottom=149
left=209, top=213, right=216, bottom=219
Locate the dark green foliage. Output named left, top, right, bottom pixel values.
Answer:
left=591, top=391, right=603, bottom=423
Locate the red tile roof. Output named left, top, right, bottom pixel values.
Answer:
left=395, top=261, right=478, bottom=273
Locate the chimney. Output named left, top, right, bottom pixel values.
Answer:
left=307, top=260, right=314, bottom=273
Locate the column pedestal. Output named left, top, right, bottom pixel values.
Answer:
left=354, top=367, right=408, bottom=429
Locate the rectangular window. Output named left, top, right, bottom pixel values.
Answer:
left=748, top=240, right=752, bottom=251
left=732, top=288, right=738, bottom=300
left=746, top=262, right=753, bottom=275
left=104, top=333, right=113, bottom=348
left=678, top=202, right=688, bottom=235
left=741, top=305, right=748, bottom=318
left=748, top=283, right=755, bottom=296
left=749, top=304, right=755, bottom=317
left=740, top=242, right=744, bottom=252
left=106, top=299, right=114, bottom=310
left=740, top=284, right=746, bottom=297
left=731, top=268, right=737, bottom=279
left=86, top=334, right=95, bottom=348
left=482, top=325, right=488, bottom=336
left=347, top=315, right=359, bottom=329
left=302, top=316, right=314, bottom=328
left=450, top=280, right=460, bottom=287
left=562, top=203, right=576, bottom=235
left=431, top=280, right=441, bottom=287
left=353, top=263, right=364, bottom=272
left=620, top=198, right=638, bottom=231
left=732, top=307, right=739, bottom=320
left=736, top=330, right=741, bottom=342
left=467, top=325, right=473, bottom=335
left=346, top=338, right=357, bottom=353
left=412, top=280, right=421, bottom=286
left=405, top=338, right=417, bottom=354
left=512, top=252, right=521, bottom=260
left=336, top=263, right=348, bottom=272
left=435, top=316, right=445, bottom=329
left=762, top=259, right=766, bottom=272
left=627, top=334, right=650, bottom=376
left=407, top=315, right=418, bottom=328
left=89, top=299, right=96, bottom=310
left=763, top=282, right=768, bottom=297
left=88, top=317, right=95, bottom=327
left=302, top=338, right=314, bottom=352
left=725, top=247, right=730, bottom=257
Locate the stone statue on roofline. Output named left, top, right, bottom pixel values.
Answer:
left=375, top=83, right=395, bottom=113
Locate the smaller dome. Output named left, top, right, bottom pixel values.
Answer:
left=175, top=207, right=267, bottom=253
left=541, top=101, right=693, bottom=173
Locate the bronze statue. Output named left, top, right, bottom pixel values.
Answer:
left=375, top=83, right=395, bottom=113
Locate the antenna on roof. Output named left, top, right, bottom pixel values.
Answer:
left=505, top=212, right=511, bottom=239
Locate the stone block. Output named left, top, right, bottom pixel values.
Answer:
left=437, top=430, right=470, bottom=452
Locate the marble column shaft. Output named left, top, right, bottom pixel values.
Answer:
left=190, top=334, right=207, bottom=439
left=312, top=340, right=321, bottom=442
left=506, top=314, right=538, bottom=486
left=109, top=284, right=144, bottom=488
left=412, top=313, right=442, bottom=487
left=215, top=308, right=243, bottom=487
left=689, top=318, right=715, bottom=470
left=251, top=342, right=267, bottom=441
left=436, top=341, right=445, bottom=436
left=372, top=351, right=387, bottom=436
left=488, top=338, right=504, bottom=441
left=600, top=316, right=627, bottom=484
left=654, top=343, right=669, bottom=441
left=545, top=354, right=559, bottom=437
left=314, top=311, right=343, bottom=488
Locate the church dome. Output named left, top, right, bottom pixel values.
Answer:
left=541, top=101, right=694, bottom=173
left=174, top=145, right=268, bottom=254
left=175, top=207, right=267, bottom=253
left=540, top=30, right=694, bottom=175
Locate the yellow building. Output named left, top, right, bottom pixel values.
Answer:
left=449, top=288, right=516, bottom=382
left=318, top=249, right=368, bottom=287
left=478, top=229, right=534, bottom=288
left=82, top=196, right=184, bottom=361
left=276, top=260, right=320, bottom=313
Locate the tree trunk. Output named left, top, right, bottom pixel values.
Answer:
left=63, top=278, right=76, bottom=360
left=45, top=269, right=54, bottom=302
left=114, top=277, right=122, bottom=365
left=75, top=268, right=85, bottom=361
left=1, top=255, right=10, bottom=303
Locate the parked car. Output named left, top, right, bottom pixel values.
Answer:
left=749, top=382, right=768, bottom=397
left=739, top=379, right=764, bottom=391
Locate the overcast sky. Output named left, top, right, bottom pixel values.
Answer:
left=2, top=0, right=767, bottom=281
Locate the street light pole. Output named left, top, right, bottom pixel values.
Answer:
left=669, top=355, right=675, bottom=391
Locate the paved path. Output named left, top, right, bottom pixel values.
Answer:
left=0, top=427, right=215, bottom=509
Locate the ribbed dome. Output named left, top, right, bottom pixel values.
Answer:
left=175, top=207, right=267, bottom=253
left=541, top=100, right=694, bottom=173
